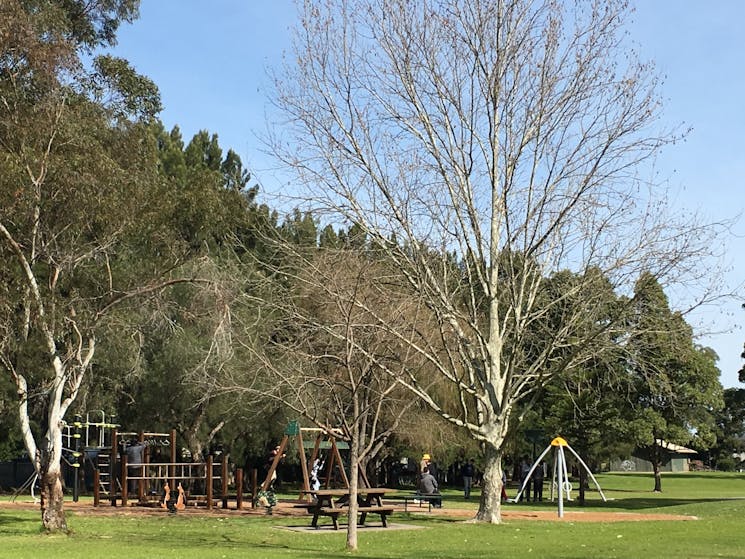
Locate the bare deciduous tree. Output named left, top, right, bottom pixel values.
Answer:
left=268, top=0, right=722, bottom=522
left=210, top=246, right=425, bottom=549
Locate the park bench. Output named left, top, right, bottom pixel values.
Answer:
left=402, top=492, right=445, bottom=512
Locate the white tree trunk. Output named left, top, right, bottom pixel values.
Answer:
left=40, top=462, right=67, bottom=532
left=476, top=445, right=504, bottom=523
left=346, top=422, right=360, bottom=550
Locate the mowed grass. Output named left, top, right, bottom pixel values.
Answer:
left=2, top=472, right=744, bottom=559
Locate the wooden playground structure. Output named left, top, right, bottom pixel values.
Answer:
left=72, top=415, right=359, bottom=511
left=63, top=412, right=245, bottom=510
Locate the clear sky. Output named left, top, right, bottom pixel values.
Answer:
left=109, top=1, right=745, bottom=388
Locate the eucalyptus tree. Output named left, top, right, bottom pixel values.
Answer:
left=268, top=0, right=722, bottom=522
left=0, top=0, right=219, bottom=531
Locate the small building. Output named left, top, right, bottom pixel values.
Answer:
left=610, top=440, right=697, bottom=473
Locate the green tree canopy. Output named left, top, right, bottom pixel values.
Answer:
left=624, top=273, right=722, bottom=491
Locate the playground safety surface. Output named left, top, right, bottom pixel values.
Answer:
left=1, top=498, right=698, bottom=522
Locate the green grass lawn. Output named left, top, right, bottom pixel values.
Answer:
left=2, top=472, right=744, bottom=558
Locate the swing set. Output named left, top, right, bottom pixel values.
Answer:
left=261, top=421, right=370, bottom=500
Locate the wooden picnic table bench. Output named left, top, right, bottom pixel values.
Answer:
left=300, top=488, right=394, bottom=529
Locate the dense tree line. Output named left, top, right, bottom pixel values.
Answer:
left=0, top=0, right=740, bottom=535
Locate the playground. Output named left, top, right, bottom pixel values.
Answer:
left=3, top=421, right=740, bottom=559
left=8, top=416, right=743, bottom=559
left=1, top=495, right=697, bottom=522
left=14, top=417, right=704, bottom=528
left=3, top=472, right=744, bottom=559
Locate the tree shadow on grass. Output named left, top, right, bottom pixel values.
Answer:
left=606, top=472, right=745, bottom=480
left=0, top=514, right=37, bottom=525
left=602, top=496, right=743, bottom=511
left=657, top=473, right=744, bottom=480
left=502, top=494, right=744, bottom=512
left=0, top=512, right=43, bottom=535
left=398, top=512, right=466, bottom=524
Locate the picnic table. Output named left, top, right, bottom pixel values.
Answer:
left=300, top=488, right=395, bottom=529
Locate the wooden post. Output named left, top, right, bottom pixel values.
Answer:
left=358, top=463, right=371, bottom=488
left=93, top=469, right=100, bottom=506
left=235, top=468, right=243, bottom=510
left=308, top=434, right=322, bottom=471
left=331, top=438, right=350, bottom=487
left=251, top=468, right=257, bottom=509
left=169, top=429, right=176, bottom=488
left=301, top=434, right=323, bottom=500
left=297, top=433, right=310, bottom=495
left=206, top=455, right=213, bottom=510
left=121, top=453, right=128, bottom=507
left=260, top=435, right=289, bottom=492
left=221, top=454, right=228, bottom=509
left=323, top=443, right=336, bottom=488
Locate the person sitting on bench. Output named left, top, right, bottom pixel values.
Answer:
left=418, top=466, right=442, bottom=508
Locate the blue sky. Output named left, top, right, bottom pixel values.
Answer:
left=110, top=1, right=744, bottom=387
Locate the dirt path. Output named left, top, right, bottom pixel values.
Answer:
left=1, top=498, right=697, bottom=522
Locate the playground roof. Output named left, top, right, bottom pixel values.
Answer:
left=302, top=441, right=349, bottom=450
left=655, top=439, right=697, bottom=454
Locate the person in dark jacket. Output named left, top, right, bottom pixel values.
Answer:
left=125, top=441, right=146, bottom=495
left=461, top=459, right=475, bottom=499
left=419, top=466, right=442, bottom=508
left=532, top=462, right=545, bottom=502
left=519, top=457, right=532, bottom=502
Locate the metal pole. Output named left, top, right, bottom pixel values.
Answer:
left=73, top=414, right=82, bottom=502
left=560, top=446, right=571, bottom=501
left=557, top=447, right=564, bottom=518
left=551, top=451, right=558, bottom=502
left=564, top=444, right=608, bottom=502
left=73, top=440, right=80, bottom=502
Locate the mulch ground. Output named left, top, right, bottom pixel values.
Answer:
left=2, top=498, right=697, bottom=523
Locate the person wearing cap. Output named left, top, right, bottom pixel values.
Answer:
left=420, top=453, right=431, bottom=473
